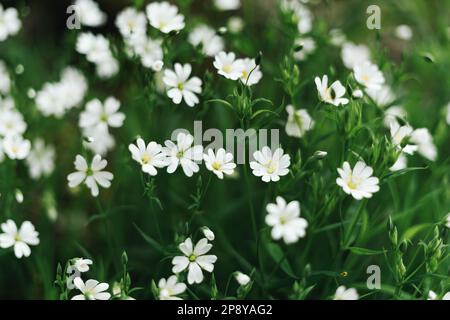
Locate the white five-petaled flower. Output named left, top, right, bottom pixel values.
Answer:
left=3, top=135, right=31, bottom=160
left=67, top=154, right=114, bottom=197
left=314, top=75, right=349, bottom=106
left=341, top=42, right=370, bottom=69
left=213, top=52, right=245, bottom=81
left=26, top=138, right=55, bottom=179
left=72, top=258, right=93, bottom=273
left=115, top=7, right=147, bottom=38
left=71, top=277, right=111, bottom=300
left=334, top=286, right=359, bottom=300
left=0, top=4, right=21, bottom=42
left=163, top=132, right=203, bottom=177
left=163, top=63, right=202, bottom=107
left=410, top=128, right=437, bottom=162
left=265, top=196, right=308, bottom=244
left=250, top=147, right=291, bottom=182
left=428, top=290, right=450, bottom=300
left=128, top=138, right=167, bottom=176
left=390, top=121, right=417, bottom=155
left=158, top=275, right=187, bottom=300
left=239, top=58, right=262, bottom=86
left=73, top=0, right=107, bottom=27
left=203, top=148, right=236, bottom=179
left=336, top=161, right=380, bottom=200
left=285, top=105, right=314, bottom=138
left=234, top=271, right=251, bottom=286
left=188, top=25, right=224, bottom=57
left=353, top=61, right=385, bottom=90
left=146, top=2, right=185, bottom=34
left=79, top=97, right=125, bottom=132
left=0, top=220, right=39, bottom=259
left=172, top=238, right=218, bottom=285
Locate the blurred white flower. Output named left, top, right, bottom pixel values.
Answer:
left=281, top=1, right=313, bottom=34
left=446, top=102, right=450, bottom=125
left=0, top=108, right=26, bottom=137
left=71, top=277, right=111, bottom=300
left=354, top=61, right=385, bottom=90
left=163, top=132, right=203, bottom=177
left=172, top=238, right=217, bottom=285
left=3, top=135, right=31, bottom=160
left=214, top=0, right=240, bottom=11
left=336, top=161, right=380, bottom=200
left=410, top=128, right=437, bottom=161
left=115, top=7, right=147, bottom=38
left=0, top=220, right=39, bottom=259
left=0, top=61, right=11, bottom=94
left=250, top=147, right=291, bottom=182
left=334, top=286, right=359, bottom=300
left=352, top=89, right=363, bottom=98
left=366, top=84, right=395, bottom=107
left=158, top=275, right=187, bottom=300
left=67, top=154, right=114, bottom=197
left=0, top=4, right=21, bottom=42
left=146, top=2, right=185, bottom=34
left=265, top=196, right=308, bottom=244
left=15, top=189, right=23, bottom=203
left=315, top=75, right=349, bottom=106
left=389, top=153, right=407, bottom=172
left=395, top=25, right=413, bottom=40
left=384, top=106, right=406, bottom=128
left=72, top=258, right=93, bottom=273
left=189, top=25, right=224, bottom=57
left=74, top=0, right=106, bottom=27
left=82, top=126, right=115, bottom=156
left=428, top=290, right=450, bottom=300
left=133, top=37, right=163, bottom=70
left=446, top=215, right=450, bottom=229
left=203, top=148, right=236, bottom=179
left=26, top=139, right=55, bottom=179
left=234, top=271, right=251, bottom=286
left=341, top=42, right=371, bottom=69
left=329, top=28, right=346, bottom=46
left=79, top=97, right=125, bottom=132
left=293, top=37, right=316, bottom=61
left=213, top=51, right=245, bottom=81
left=285, top=105, right=314, bottom=138
left=163, top=63, right=202, bottom=107
left=201, top=227, right=215, bottom=241
left=128, top=138, right=167, bottom=176
left=227, top=16, right=244, bottom=33
left=390, top=121, right=417, bottom=155
left=238, top=58, right=262, bottom=86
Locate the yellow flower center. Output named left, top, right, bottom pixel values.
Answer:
left=223, top=65, right=232, bottom=73
left=141, top=154, right=151, bottom=164
left=212, top=162, right=221, bottom=171
left=265, top=160, right=276, bottom=174
left=177, top=83, right=184, bottom=90
left=189, top=254, right=197, bottom=262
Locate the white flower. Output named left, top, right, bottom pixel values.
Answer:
left=250, top=147, right=291, bottom=182
left=265, top=196, right=308, bottom=244
left=384, top=106, right=406, bottom=128
left=285, top=105, right=314, bottom=138
left=336, top=161, right=380, bottom=200
left=115, top=7, right=147, bottom=38
left=341, top=42, right=371, bottom=69
left=163, top=132, right=203, bottom=177
left=146, top=2, right=185, bottom=34
left=0, top=220, right=39, bottom=259
left=0, top=60, right=11, bottom=94
left=133, top=37, right=163, bottom=70
left=395, top=25, right=413, bottom=40
left=446, top=215, right=450, bottom=229
left=214, top=0, right=241, bottom=10
left=0, top=108, right=26, bottom=137
left=293, top=37, right=316, bottom=61
left=314, top=75, right=349, bottom=106
left=446, top=102, right=450, bottom=125
left=352, top=89, right=363, bottom=98
left=67, top=154, right=114, bottom=197
left=0, top=4, right=21, bottom=42
left=163, top=63, right=202, bottom=107
left=390, top=153, right=407, bottom=172
left=390, top=121, right=417, bottom=155
left=334, top=286, right=359, bottom=300
left=158, top=275, right=187, bottom=300
left=428, top=290, right=450, bottom=300
left=71, top=277, right=111, bottom=300
left=366, top=84, right=395, bottom=107
left=281, top=1, right=313, bottom=34
left=3, top=135, right=30, bottom=160
left=128, top=138, right=167, bottom=176
left=410, top=128, right=437, bottom=161
left=172, top=237, right=217, bottom=285
left=203, top=148, right=236, bottom=179
left=354, top=61, right=385, bottom=90
left=189, top=25, right=224, bottom=57
left=227, top=16, right=244, bottom=33
left=201, top=227, right=215, bottom=241
left=329, top=28, right=346, bottom=46
left=74, top=0, right=106, bottom=27
left=79, top=97, right=125, bottom=132
left=82, top=126, right=115, bottom=156
left=239, top=58, right=262, bottom=86
left=234, top=271, right=251, bottom=286
left=96, top=58, right=119, bottom=79
left=26, top=139, right=55, bottom=179
left=73, top=258, right=93, bottom=273
left=213, top=51, right=245, bottom=81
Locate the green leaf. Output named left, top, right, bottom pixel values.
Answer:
left=381, top=167, right=427, bottom=183
left=402, top=223, right=433, bottom=241
left=347, top=246, right=387, bottom=256
left=134, top=224, right=166, bottom=255
left=251, top=109, right=279, bottom=120
left=266, top=242, right=298, bottom=279
left=206, top=99, right=234, bottom=111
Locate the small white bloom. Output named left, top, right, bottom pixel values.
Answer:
left=265, top=196, right=308, bottom=244
left=0, top=4, right=21, bottom=42
left=281, top=1, right=313, bottom=34
left=79, top=97, right=125, bottom=132
left=0, top=220, right=39, bottom=259
left=329, top=28, right=346, bottom=46
left=341, top=42, right=371, bottom=69
left=336, top=161, right=380, bottom=200
left=366, top=84, right=395, bottom=107
left=395, top=25, right=413, bottom=40
left=128, top=138, right=167, bottom=176
left=390, top=153, right=407, bottom=172
left=15, top=189, right=23, bottom=203
left=26, top=138, right=55, bottom=179
left=172, top=238, right=218, bottom=285
left=163, top=132, right=203, bottom=177
left=234, top=271, right=251, bottom=286
left=352, top=89, right=363, bottom=98
left=189, top=25, right=224, bottom=57
left=73, top=258, right=93, bottom=273
left=250, top=147, right=291, bottom=182
left=82, top=126, right=115, bottom=156
left=0, top=108, right=27, bottom=137
left=314, top=75, right=349, bottom=106
left=446, top=102, right=450, bottom=125
left=158, top=275, right=187, bottom=300
left=354, top=61, right=385, bottom=91
left=238, top=58, right=262, bottom=86
left=446, top=215, right=450, bottom=229
left=74, top=0, right=106, bottom=27
left=334, top=286, right=359, bottom=300
left=214, top=0, right=240, bottom=11
left=71, top=277, right=111, bottom=300
left=146, top=2, right=185, bottom=34
left=133, top=36, right=164, bottom=70
left=293, top=37, right=316, bottom=61
left=201, top=226, right=215, bottom=241
left=428, top=290, right=450, bottom=300
left=285, top=105, right=314, bottom=138
left=384, top=106, right=406, bottom=128
left=227, top=16, right=244, bottom=33
left=67, top=154, right=114, bottom=197
left=203, top=148, right=236, bottom=179
left=390, top=121, right=417, bottom=155
left=0, top=60, right=11, bottom=94
left=115, top=7, right=147, bottom=38
left=213, top=51, right=245, bottom=81
left=163, top=63, right=202, bottom=107
left=410, top=128, right=437, bottom=161
left=3, top=135, right=31, bottom=160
